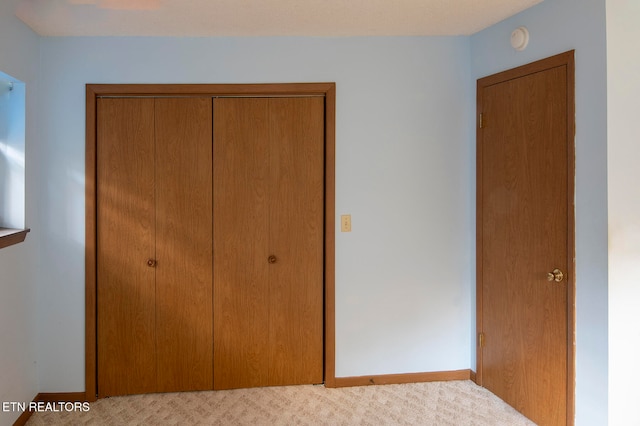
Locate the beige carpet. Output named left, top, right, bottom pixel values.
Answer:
left=26, top=380, right=536, bottom=425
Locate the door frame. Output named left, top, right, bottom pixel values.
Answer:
left=475, top=51, right=575, bottom=424
left=85, top=83, right=337, bottom=401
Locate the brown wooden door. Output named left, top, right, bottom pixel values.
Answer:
left=154, top=98, right=213, bottom=392
left=477, top=52, right=574, bottom=426
left=97, top=98, right=157, bottom=397
left=97, top=97, right=213, bottom=397
left=213, top=97, right=324, bottom=390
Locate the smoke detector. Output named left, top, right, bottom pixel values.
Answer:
left=511, top=26, right=529, bottom=51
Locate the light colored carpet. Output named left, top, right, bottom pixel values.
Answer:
left=26, top=380, right=536, bottom=425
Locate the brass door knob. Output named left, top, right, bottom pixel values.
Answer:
left=147, top=259, right=157, bottom=267
left=547, top=268, right=564, bottom=282
left=268, top=255, right=277, bottom=264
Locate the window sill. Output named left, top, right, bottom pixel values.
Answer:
left=0, top=228, right=30, bottom=250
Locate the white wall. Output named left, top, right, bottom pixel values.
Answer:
left=470, top=0, right=608, bottom=424
left=0, top=1, right=41, bottom=425
left=607, top=1, right=640, bottom=424
left=35, top=36, right=474, bottom=390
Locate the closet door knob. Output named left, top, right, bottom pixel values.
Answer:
left=268, top=255, right=277, bottom=264
left=546, top=268, right=563, bottom=282
left=147, top=259, right=157, bottom=267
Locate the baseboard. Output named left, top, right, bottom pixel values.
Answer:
left=12, top=409, right=32, bottom=426
left=470, top=370, right=477, bottom=384
left=12, top=392, right=87, bottom=426
left=333, top=369, right=474, bottom=388
left=35, top=392, right=86, bottom=403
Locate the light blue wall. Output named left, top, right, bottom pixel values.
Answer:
left=36, top=36, right=474, bottom=389
left=0, top=1, right=41, bottom=425
left=471, top=0, right=608, bottom=424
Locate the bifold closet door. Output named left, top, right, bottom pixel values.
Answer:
left=97, top=98, right=157, bottom=397
left=213, top=97, right=324, bottom=390
left=154, top=98, right=213, bottom=393
left=97, top=97, right=213, bottom=397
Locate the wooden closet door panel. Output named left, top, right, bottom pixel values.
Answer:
left=97, top=98, right=157, bottom=397
left=268, top=98, right=325, bottom=385
left=155, top=98, right=214, bottom=392
left=213, top=98, right=270, bottom=390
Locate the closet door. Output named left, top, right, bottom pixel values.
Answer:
left=97, top=97, right=213, bottom=397
left=97, top=98, right=157, bottom=397
left=213, top=98, right=271, bottom=389
left=213, top=97, right=324, bottom=390
left=268, top=97, right=324, bottom=386
left=155, top=98, right=213, bottom=392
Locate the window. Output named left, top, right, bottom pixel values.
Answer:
left=0, top=71, right=28, bottom=249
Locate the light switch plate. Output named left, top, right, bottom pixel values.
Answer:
left=341, top=214, right=351, bottom=232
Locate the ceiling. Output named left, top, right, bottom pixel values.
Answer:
left=15, top=0, right=543, bottom=37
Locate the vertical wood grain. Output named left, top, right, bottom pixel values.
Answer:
left=97, top=98, right=157, bottom=397
left=268, top=97, right=324, bottom=385
left=85, top=86, right=98, bottom=401
left=88, top=83, right=336, bottom=396
left=565, top=55, right=576, bottom=426
left=475, top=79, right=485, bottom=387
left=154, top=98, right=213, bottom=392
left=323, top=85, right=337, bottom=388
left=480, top=65, right=569, bottom=425
left=213, top=98, right=271, bottom=390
